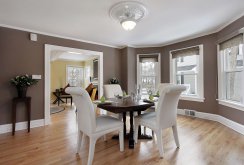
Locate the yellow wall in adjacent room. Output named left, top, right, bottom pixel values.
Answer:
left=50, top=60, right=85, bottom=101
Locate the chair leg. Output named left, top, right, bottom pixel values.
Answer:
left=87, top=137, right=97, bottom=165
left=134, top=123, right=139, bottom=144
left=172, top=125, right=180, bottom=148
left=119, top=129, right=124, bottom=152
left=77, top=131, right=82, bottom=153
left=81, top=133, right=86, bottom=149
left=155, top=130, right=164, bottom=158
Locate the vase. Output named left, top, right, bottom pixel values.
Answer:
left=17, top=87, right=28, bottom=98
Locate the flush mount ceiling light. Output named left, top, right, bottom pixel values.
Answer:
left=109, top=1, right=148, bottom=31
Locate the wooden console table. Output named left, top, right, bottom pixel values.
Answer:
left=12, top=97, right=31, bottom=135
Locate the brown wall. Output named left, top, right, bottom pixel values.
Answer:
left=1, top=16, right=244, bottom=126
left=134, top=16, right=244, bottom=125
left=162, top=34, right=218, bottom=114
left=134, top=35, right=219, bottom=114
left=216, top=16, right=244, bottom=125
left=0, top=27, right=122, bottom=124
left=127, top=47, right=136, bottom=93
left=120, top=47, right=137, bottom=94
left=120, top=47, right=128, bottom=91
left=217, top=16, right=244, bottom=40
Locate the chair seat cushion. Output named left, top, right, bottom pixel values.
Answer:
left=96, top=115, right=123, bottom=132
left=136, top=112, right=156, bottom=128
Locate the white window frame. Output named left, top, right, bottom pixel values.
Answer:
left=217, top=34, right=244, bottom=111
left=137, top=53, right=161, bottom=97
left=66, top=65, right=84, bottom=87
left=170, top=45, right=204, bottom=102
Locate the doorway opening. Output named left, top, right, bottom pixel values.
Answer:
left=45, top=44, right=103, bottom=125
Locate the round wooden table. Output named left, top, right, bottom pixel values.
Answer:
left=98, top=98, right=154, bottom=149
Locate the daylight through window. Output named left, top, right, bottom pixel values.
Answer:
left=218, top=34, right=244, bottom=104
left=170, top=45, right=204, bottom=102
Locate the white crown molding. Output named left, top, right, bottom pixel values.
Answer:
left=131, top=30, right=218, bottom=48
left=214, top=11, right=244, bottom=33
left=178, top=109, right=244, bottom=135
left=130, top=13, right=244, bottom=48
left=0, top=23, right=122, bottom=49
left=0, top=119, right=45, bottom=134
left=1, top=12, right=244, bottom=49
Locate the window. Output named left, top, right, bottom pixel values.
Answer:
left=66, top=66, right=84, bottom=87
left=218, top=34, right=244, bottom=110
left=170, top=45, right=204, bottom=102
left=137, top=54, right=160, bottom=98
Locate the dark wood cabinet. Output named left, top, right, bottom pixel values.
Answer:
left=12, top=97, right=31, bottom=135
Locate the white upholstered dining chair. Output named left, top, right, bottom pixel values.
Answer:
left=103, top=84, right=123, bottom=98
left=147, top=83, right=172, bottom=111
left=66, top=87, right=124, bottom=165
left=134, top=85, right=186, bottom=158
left=103, top=84, right=124, bottom=118
left=157, top=83, right=171, bottom=96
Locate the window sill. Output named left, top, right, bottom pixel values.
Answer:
left=217, top=99, right=244, bottom=111
left=180, top=96, right=205, bottom=102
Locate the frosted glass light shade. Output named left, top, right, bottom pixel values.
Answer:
left=121, top=20, right=136, bottom=31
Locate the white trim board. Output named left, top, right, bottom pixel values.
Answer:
left=0, top=24, right=120, bottom=49
left=178, top=109, right=244, bottom=135
left=0, top=119, right=45, bottom=134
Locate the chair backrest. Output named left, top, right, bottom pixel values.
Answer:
left=157, top=83, right=171, bottom=96
left=156, top=85, right=186, bottom=129
left=65, top=87, right=96, bottom=134
left=103, top=84, right=123, bottom=99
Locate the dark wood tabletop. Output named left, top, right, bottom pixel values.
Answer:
left=97, top=98, right=154, bottom=113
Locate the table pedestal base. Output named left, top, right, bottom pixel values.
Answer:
left=138, top=134, right=153, bottom=139
left=114, top=111, right=153, bottom=148
left=111, top=131, right=153, bottom=140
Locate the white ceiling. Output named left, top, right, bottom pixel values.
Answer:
left=0, top=0, right=244, bottom=48
left=51, top=50, right=97, bottom=62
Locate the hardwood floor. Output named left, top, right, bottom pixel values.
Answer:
left=0, top=105, right=243, bottom=165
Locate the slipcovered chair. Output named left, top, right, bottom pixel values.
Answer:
left=142, top=83, right=172, bottom=134
left=103, top=84, right=124, bottom=140
left=148, top=83, right=172, bottom=110
left=103, top=84, right=123, bottom=119
left=134, top=85, right=186, bottom=158
left=157, top=83, right=172, bottom=97
left=103, top=84, right=123, bottom=99
left=66, top=87, right=124, bottom=165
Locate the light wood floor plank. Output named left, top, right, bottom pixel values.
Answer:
left=0, top=106, right=243, bottom=165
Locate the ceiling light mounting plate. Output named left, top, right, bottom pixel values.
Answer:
left=109, top=1, right=148, bottom=30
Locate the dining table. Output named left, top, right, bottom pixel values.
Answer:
left=97, top=97, right=154, bottom=149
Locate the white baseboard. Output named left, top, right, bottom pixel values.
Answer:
left=0, top=119, right=45, bottom=134
left=178, top=109, right=244, bottom=135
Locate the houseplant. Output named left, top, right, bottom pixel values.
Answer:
left=10, top=74, right=38, bottom=98
left=109, top=77, right=119, bottom=84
